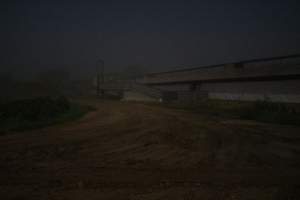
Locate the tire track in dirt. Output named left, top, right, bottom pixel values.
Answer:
left=1, top=100, right=300, bottom=199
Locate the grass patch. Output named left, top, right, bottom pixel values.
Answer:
left=0, top=97, right=93, bottom=134
left=165, top=99, right=300, bottom=126
left=239, top=100, right=300, bottom=125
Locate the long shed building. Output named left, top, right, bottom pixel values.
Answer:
left=138, top=55, right=300, bottom=103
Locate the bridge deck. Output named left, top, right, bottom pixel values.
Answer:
left=139, top=55, right=300, bottom=85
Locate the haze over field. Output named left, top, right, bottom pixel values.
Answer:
left=1, top=0, right=300, bottom=79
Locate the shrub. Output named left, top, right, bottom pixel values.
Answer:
left=239, top=100, right=299, bottom=125
left=0, top=96, right=71, bottom=121
left=0, top=96, right=72, bottom=132
left=168, top=99, right=300, bottom=126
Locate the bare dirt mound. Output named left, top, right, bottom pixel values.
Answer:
left=0, top=100, right=300, bottom=199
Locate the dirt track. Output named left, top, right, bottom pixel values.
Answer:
left=1, top=100, right=300, bottom=199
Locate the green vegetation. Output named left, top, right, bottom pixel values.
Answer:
left=239, top=100, right=300, bottom=125
left=167, top=99, right=300, bottom=126
left=0, top=97, right=92, bottom=133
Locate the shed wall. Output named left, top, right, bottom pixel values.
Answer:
left=201, top=79, right=300, bottom=103
left=152, top=79, right=300, bottom=103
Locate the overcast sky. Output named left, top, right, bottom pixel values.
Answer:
left=1, top=0, right=300, bottom=77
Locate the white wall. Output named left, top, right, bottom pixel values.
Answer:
left=201, top=79, right=300, bottom=103
left=152, top=79, right=300, bottom=103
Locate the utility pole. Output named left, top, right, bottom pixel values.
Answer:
left=96, top=59, right=104, bottom=96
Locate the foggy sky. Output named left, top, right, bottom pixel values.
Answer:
left=1, top=0, right=300, bottom=78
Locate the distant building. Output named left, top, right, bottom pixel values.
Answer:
left=138, top=54, right=300, bottom=103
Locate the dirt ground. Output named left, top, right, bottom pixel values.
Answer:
left=0, top=99, right=300, bottom=200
